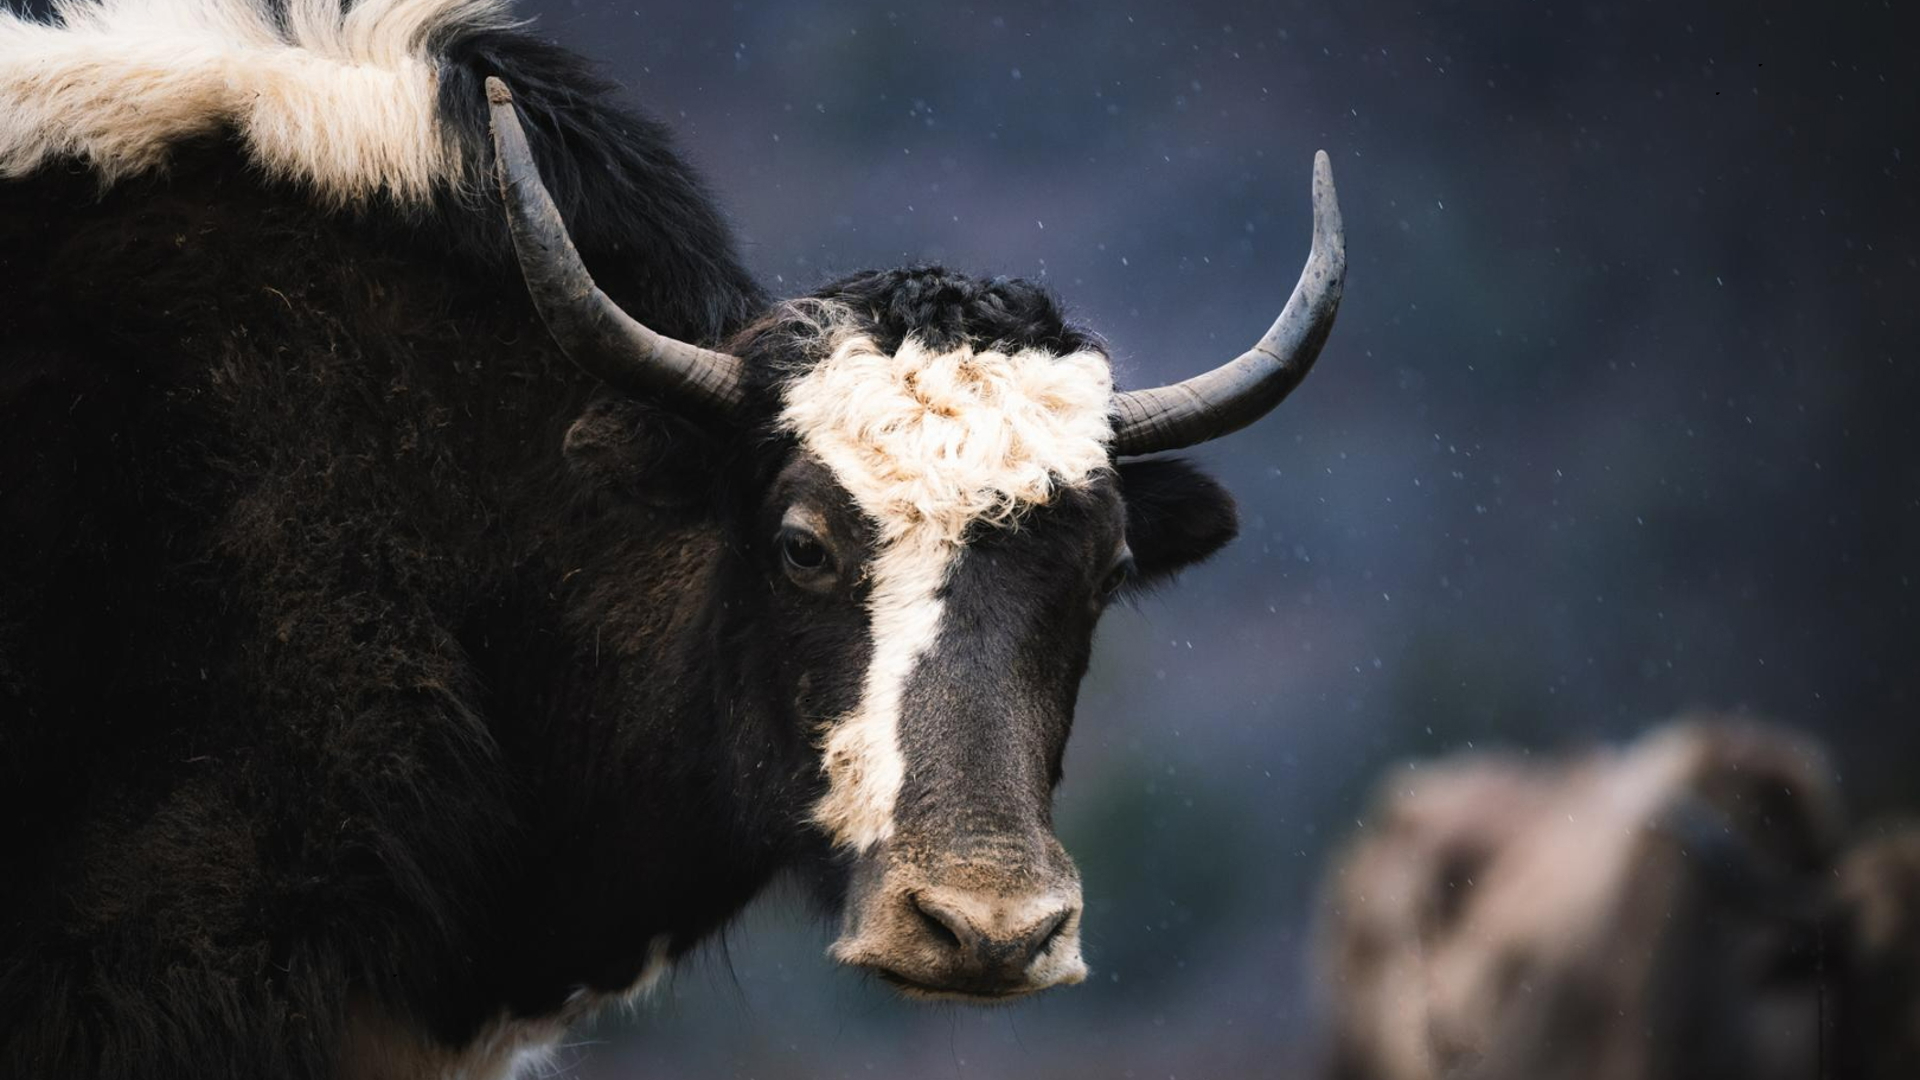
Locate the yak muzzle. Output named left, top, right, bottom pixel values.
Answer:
left=830, top=844, right=1088, bottom=1000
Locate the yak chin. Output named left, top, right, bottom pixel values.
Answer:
left=829, top=930, right=1091, bottom=1005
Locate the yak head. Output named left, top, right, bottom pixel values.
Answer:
left=487, top=78, right=1343, bottom=1000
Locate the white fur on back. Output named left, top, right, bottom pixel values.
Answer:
left=0, top=0, right=504, bottom=202
left=780, top=330, right=1114, bottom=850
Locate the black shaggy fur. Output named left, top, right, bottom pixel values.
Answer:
left=0, top=6, right=1242, bottom=1078
left=0, top=12, right=774, bottom=1076
left=795, top=267, right=1106, bottom=358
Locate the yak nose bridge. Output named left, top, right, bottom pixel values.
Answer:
left=882, top=805, right=1079, bottom=903
left=891, top=636, right=1069, bottom=840
left=893, top=782, right=1059, bottom=851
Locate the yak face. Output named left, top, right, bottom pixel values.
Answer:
left=725, top=270, right=1239, bottom=999
left=490, top=78, right=1337, bottom=1001
left=492, top=86, right=1335, bottom=1000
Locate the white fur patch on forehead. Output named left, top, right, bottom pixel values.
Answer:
left=778, top=333, right=1115, bottom=546
left=0, top=0, right=503, bottom=203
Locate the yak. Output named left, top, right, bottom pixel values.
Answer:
left=0, top=0, right=1345, bottom=1076
left=1832, top=826, right=1920, bottom=1080
left=1315, top=719, right=1920, bottom=1080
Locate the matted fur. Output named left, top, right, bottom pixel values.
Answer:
left=779, top=326, right=1114, bottom=850
left=0, top=0, right=508, bottom=202
left=779, top=330, right=1114, bottom=548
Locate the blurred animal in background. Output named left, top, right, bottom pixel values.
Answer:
left=1832, top=826, right=1920, bottom=1080
left=1316, top=718, right=1920, bottom=1080
left=0, top=0, right=1343, bottom=1076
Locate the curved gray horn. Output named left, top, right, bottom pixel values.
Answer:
left=1110, top=151, right=1345, bottom=456
left=486, top=77, right=746, bottom=413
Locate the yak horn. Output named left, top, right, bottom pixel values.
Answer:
left=486, top=77, right=746, bottom=413
left=1109, top=151, right=1345, bottom=456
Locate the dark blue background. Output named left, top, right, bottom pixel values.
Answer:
left=519, top=2, right=1918, bottom=1075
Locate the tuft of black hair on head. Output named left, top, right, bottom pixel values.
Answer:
left=812, top=266, right=1104, bottom=358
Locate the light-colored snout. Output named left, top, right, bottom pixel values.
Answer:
left=832, top=854, right=1088, bottom=1000
left=903, top=884, right=1082, bottom=990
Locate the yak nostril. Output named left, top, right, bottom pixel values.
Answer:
left=908, top=893, right=964, bottom=951
left=1028, top=908, right=1072, bottom=962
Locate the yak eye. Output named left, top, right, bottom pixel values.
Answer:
left=780, top=528, right=831, bottom=575
left=1098, top=553, right=1136, bottom=598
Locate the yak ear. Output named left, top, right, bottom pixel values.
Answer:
left=1115, top=458, right=1239, bottom=585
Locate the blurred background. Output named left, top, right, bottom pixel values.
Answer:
left=517, top=1, right=1918, bottom=1076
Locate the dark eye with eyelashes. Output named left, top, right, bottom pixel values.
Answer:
left=781, top=528, right=831, bottom=573
left=777, top=524, right=850, bottom=598
left=775, top=504, right=842, bottom=593
left=1098, top=552, right=1136, bottom=598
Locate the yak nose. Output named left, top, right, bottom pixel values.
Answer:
left=831, top=878, right=1088, bottom=999
left=908, top=886, right=1077, bottom=978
